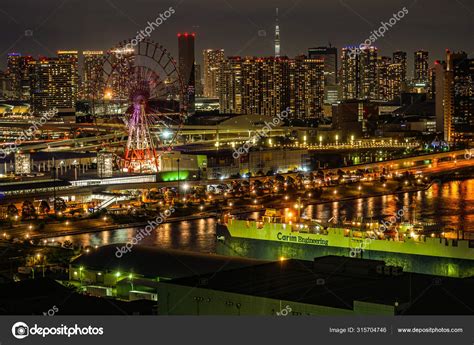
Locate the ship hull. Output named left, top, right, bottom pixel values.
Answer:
left=216, top=224, right=474, bottom=278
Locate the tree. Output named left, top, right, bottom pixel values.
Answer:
left=54, top=198, right=67, bottom=213
left=21, top=200, right=37, bottom=219
left=275, top=174, right=285, bottom=183
left=39, top=200, right=50, bottom=215
left=7, top=204, right=18, bottom=219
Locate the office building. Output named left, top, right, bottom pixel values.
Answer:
left=414, top=50, right=429, bottom=84
left=6, top=53, right=33, bottom=100
left=333, top=100, right=378, bottom=137
left=377, top=56, right=391, bottom=101
left=203, top=49, right=224, bottom=98
left=6, top=53, right=21, bottom=100
left=30, top=51, right=79, bottom=112
left=434, top=60, right=446, bottom=133
left=194, top=63, right=203, bottom=97
left=178, top=32, right=195, bottom=114
left=387, top=63, right=403, bottom=102
left=308, top=46, right=338, bottom=104
left=444, top=50, right=474, bottom=143
left=341, top=47, right=360, bottom=100
left=392, top=51, right=407, bottom=84
left=360, top=46, right=378, bottom=100
left=82, top=50, right=103, bottom=100
left=308, top=46, right=338, bottom=86
left=341, top=46, right=378, bottom=101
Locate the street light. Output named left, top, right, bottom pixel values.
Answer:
left=177, top=158, right=180, bottom=201
left=79, top=266, right=84, bottom=286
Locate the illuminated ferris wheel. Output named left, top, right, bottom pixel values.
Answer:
left=90, top=39, right=187, bottom=173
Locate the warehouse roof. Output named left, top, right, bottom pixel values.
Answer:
left=166, top=256, right=474, bottom=315
left=71, top=244, right=267, bottom=279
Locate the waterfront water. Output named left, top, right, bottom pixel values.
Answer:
left=51, top=178, right=474, bottom=253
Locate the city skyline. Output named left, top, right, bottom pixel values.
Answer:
left=0, top=1, right=474, bottom=339
left=0, top=0, right=473, bottom=72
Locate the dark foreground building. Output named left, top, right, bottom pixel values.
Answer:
left=69, top=245, right=266, bottom=301
left=158, top=256, right=474, bottom=315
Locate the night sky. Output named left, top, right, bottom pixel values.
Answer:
left=1, top=0, right=473, bottom=74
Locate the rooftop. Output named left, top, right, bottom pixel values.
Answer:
left=71, top=244, right=267, bottom=279
left=0, top=278, right=154, bottom=315
left=167, top=256, right=474, bottom=315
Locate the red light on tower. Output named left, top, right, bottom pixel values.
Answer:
left=184, top=32, right=188, bottom=37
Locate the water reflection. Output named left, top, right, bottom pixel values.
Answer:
left=52, top=179, right=474, bottom=253
left=306, top=178, right=474, bottom=231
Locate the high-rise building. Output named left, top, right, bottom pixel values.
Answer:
left=82, top=50, right=103, bottom=100
left=444, top=50, right=474, bottom=143
left=6, top=54, right=36, bottom=101
left=428, top=64, right=436, bottom=100
left=0, top=71, right=10, bottom=98
left=19, top=55, right=34, bottom=101
left=333, top=100, right=378, bottom=137
left=377, top=55, right=403, bottom=103
left=387, top=63, right=403, bottom=102
left=203, top=49, right=224, bottom=98
left=341, top=47, right=359, bottom=100
left=108, top=47, right=135, bottom=100
left=377, top=56, right=391, bottom=101
left=392, top=51, right=407, bottom=83
left=218, top=55, right=323, bottom=119
left=341, top=46, right=378, bottom=100
left=30, top=51, right=78, bottom=112
left=194, top=63, right=203, bottom=97
left=218, top=57, right=242, bottom=114
left=178, top=32, right=195, bottom=114
left=240, top=57, right=290, bottom=116
left=6, top=53, right=25, bottom=100
left=274, top=8, right=280, bottom=57
left=360, top=46, right=378, bottom=100
left=434, top=60, right=446, bottom=133
left=414, top=50, right=429, bottom=84
left=57, top=50, right=78, bottom=106
left=291, top=56, right=324, bottom=119
left=308, top=46, right=337, bottom=86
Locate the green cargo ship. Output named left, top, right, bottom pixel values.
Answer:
left=216, top=209, right=474, bottom=277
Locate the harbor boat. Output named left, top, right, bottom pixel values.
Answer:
left=216, top=209, right=474, bottom=278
